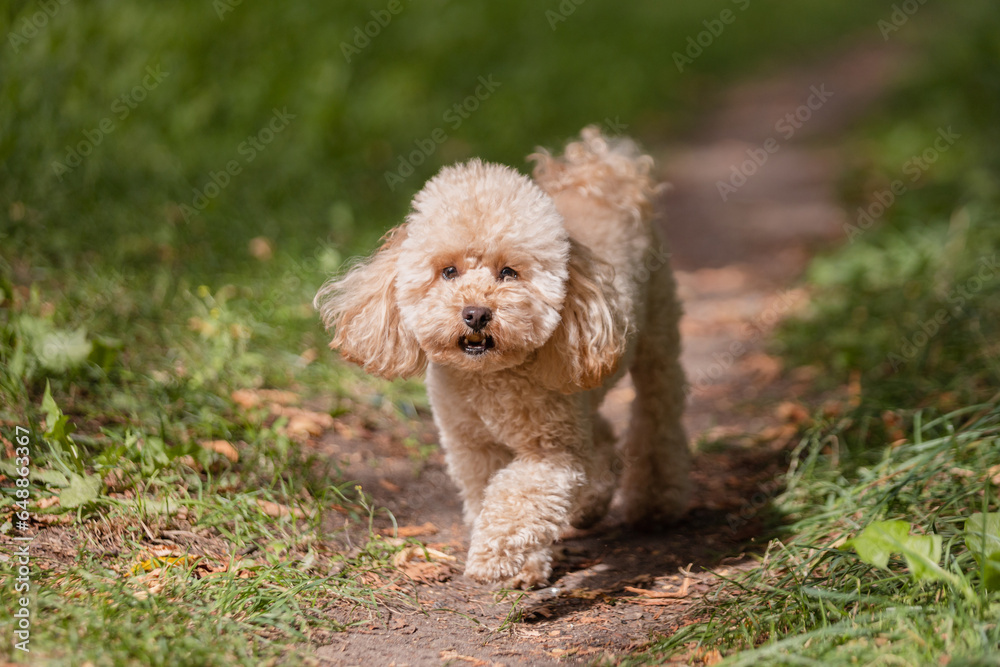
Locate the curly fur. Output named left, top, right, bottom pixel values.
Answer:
left=315, top=126, right=691, bottom=588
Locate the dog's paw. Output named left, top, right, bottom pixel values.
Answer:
left=464, top=543, right=526, bottom=585
left=502, top=550, right=552, bottom=590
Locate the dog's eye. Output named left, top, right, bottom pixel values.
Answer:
left=442, top=266, right=459, bottom=280
left=499, top=267, right=518, bottom=281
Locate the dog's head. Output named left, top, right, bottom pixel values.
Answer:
left=315, top=160, right=627, bottom=391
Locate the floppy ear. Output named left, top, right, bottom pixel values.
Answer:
left=314, top=225, right=426, bottom=379
left=532, top=239, right=631, bottom=393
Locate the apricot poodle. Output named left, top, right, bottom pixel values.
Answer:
left=315, top=126, right=690, bottom=588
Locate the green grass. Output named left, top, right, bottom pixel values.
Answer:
left=642, top=404, right=1000, bottom=666
left=0, top=0, right=963, bottom=663
left=637, top=1, right=1000, bottom=664
left=1, top=0, right=899, bottom=271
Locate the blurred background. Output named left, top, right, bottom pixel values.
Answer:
left=0, top=0, right=953, bottom=266
left=2, top=0, right=997, bottom=411
left=2, top=1, right=1000, bottom=662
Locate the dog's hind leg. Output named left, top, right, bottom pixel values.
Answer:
left=570, top=412, right=618, bottom=529
left=619, top=258, right=691, bottom=524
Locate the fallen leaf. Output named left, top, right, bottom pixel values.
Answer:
left=274, top=407, right=334, bottom=438
left=392, top=544, right=455, bottom=583
left=625, top=577, right=692, bottom=599
left=198, top=439, right=239, bottom=463
left=550, top=648, right=578, bottom=658
left=35, top=496, right=60, bottom=510
left=248, top=236, right=273, bottom=261
left=848, top=370, right=862, bottom=407
left=987, top=464, right=1000, bottom=486
left=231, top=389, right=261, bottom=409
left=32, top=513, right=72, bottom=526
left=378, top=478, right=402, bottom=493
left=381, top=522, right=438, bottom=538
left=256, top=499, right=310, bottom=519
left=775, top=401, right=810, bottom=425
left=438, top=650, right=489, bottom=666
left=699, top=649, right=723, bottom=665
left=231, top=388, right=301, bottom=409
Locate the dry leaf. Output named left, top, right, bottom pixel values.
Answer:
left=988, top=464, right=1000, bottom=485
left=248, top=236, right=273, bottom=261
left=550, top=648, right=578, bottom=658
left=32, top=513, right=72, bottom=526
left=775, top=401, right=810, bottom=425
left=699, top=649, right=723, bottom=665
left=297, top=348, right=318, bottom=366
left=198, top=439, right=239, bottom=463
left=35, top=496, right=60, bottom=510
left=273, top=406, right=334, bottom=438
left=177, top=455, right=202, bottom=472
left=438, top=650, right=488, bottom=666
left=392, top=544, right=455, bottom=583
left=256, top=499, right=309, bottom=519
left=625, top=577, right=692, bottom=599
left=848, top=370, right=862, bottom=407
left=378, top=478, right=402, bottom=493
left=231, top=388, right=300, bottom=409
left=381, top=522, right=438, bottom=538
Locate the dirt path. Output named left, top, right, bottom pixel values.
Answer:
left=311, top=42, right=904, bottom=667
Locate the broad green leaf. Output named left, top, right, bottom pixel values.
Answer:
left=31, top=468, right=70, bottom=487
left=847, top=520, right=945, bottom=583
left=0, top=460, right=69, bottom=487
left=964, top=512, right=1000, bottom=590
left=59, top=474, right=102, bottom=509
left=35, top=327, right=93, bottom=373
left=41, top=382, right=84, bottom=470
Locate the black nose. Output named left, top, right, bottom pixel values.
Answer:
left=462, top=306, right=492, bottom=331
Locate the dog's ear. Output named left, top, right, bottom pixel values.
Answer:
left=314, top=225, right=426, bottom=379
left=533, top=239, right=630, bottom=393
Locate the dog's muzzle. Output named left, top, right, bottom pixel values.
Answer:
left=459, top=306, right=494, bottom=355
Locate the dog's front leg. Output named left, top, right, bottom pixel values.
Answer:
left=463, top=454, right=585, bottom=589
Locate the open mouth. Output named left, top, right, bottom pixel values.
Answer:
left=458, top=332, right=495, bottom=356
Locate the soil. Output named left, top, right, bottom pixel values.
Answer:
left=306, top=41, right=907, bottom=666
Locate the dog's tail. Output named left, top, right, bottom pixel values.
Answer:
left=528, top=125, right=662, bottom=227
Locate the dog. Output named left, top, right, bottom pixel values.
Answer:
left=315, top=126, right=690, bottom=588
